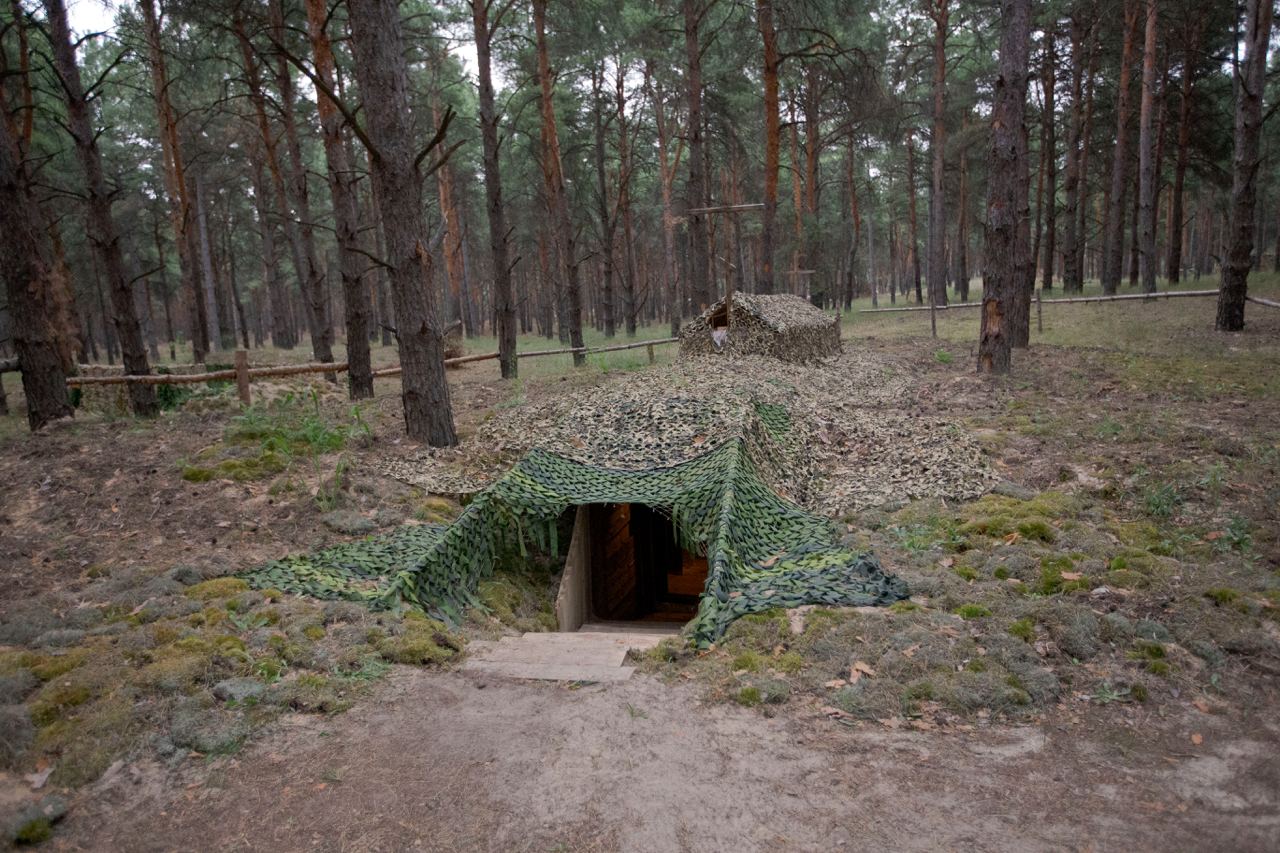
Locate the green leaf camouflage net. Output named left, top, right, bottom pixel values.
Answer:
left=242, top=400, right=907, bottom=646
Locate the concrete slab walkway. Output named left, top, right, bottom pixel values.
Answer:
left=461, top=629, right=671, bottom=682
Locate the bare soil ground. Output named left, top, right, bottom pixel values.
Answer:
left=3, top=294, right=1279, bottom=850
left=53, top=670, right=1280, bottom=852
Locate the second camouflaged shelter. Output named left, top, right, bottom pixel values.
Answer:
left=679, top=291, right=842, bottom=362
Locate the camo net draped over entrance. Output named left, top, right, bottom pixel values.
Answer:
left=243, top=401, right=907, bottom=645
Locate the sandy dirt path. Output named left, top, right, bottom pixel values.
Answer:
left=53, top=668, right=1280, bottom=852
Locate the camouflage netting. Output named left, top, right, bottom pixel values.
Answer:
left=244, top=400, right=909, bottom=645
left=381, top=351, right=995, bottom=513
left=678, top=291, right=842, bottom=362
left=247, top=344, right=997, bottom=645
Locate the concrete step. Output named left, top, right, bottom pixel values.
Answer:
left=497, top=631, right=665, bottom=651
left=463, top=660, right=637, bottom=683
left=461, top=630, right=670, bottom=682
left=583, top=622, right=684, bottom=636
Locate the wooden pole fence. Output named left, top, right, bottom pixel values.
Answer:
left=858, top=288, right=1223, bottom=314
left=60, top=337, right=680, bottom=405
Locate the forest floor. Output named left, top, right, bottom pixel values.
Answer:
left=1, top=278, right=1279, bottom=850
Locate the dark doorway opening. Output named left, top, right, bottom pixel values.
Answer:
left=588, top=503, right=708, bottom=624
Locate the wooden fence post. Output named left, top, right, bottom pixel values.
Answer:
left=647, top=343, right=655, bottom=364
left=234, top=350, right=251, bottom=406
left=1036, top=289, right=1043, bottom=334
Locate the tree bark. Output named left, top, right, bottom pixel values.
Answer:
left=1136, top=0, right=1160, bottom=294
left=757, top=0, right=779, bottom=295
left=683, top=0, right=711, bottom=309
left=533, top=0, right=585, bottom=365
left=927, top=0, right=950, bottom=308
left=434, top=99, right=469, bottom=334
left=648, top=63, right=684, bottom=335
left=979, top=0, right=1031, bottom=374
left=193, top=174, right=226, bottom=351
left=0, top=97, right=74, bottom=428
left=1216, top=0, right=1273, bottom=330
left=46, top=0, right=156, bottom=416
left=347, top=0, right=457, bottom=444
left=1060, top=14, right=1088, bottom=293
left=590, top=67, right=617, bottom=337
left=140, top=0, right=207, bottom=363
left=846, top=138, right=862, bottom=307
left=248, top=144, right=293, bottom=349
left=1166, top=19, right=1200, bottom=282
left=1100, top=0, right=1141, bottom=294
left=1074, top=25, right=1100, bottom=286
left=472, top=0, right=517, bottom=378
left=267, top=0, right=333, bottom=371
left=616, top=62, right=638, bottom=335
left=905, top=130, right=923, bottom=303
left=1041, top=26, right=1057, bottom=291
left=304, top=0, right=371, bottom=397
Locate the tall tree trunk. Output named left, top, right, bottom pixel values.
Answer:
left=1216, top=0, right=1273, bottom=330
left=46, top=0, right=156, bottom=415
left=1074, top=25, right=1100, bottom=286
left=434, top=104, right=469, bottom=333
left=648, top=65, right=684, bottom=335
left=956, top=139, right=970, bottom=301
left=140, top=0, right=207, bottom=363
left=788, top=101, right=804, bottom=293
left=1041, top=26, right=1057, bottom=291
left=616, top=63, right=638, bottom=335
left=248, top=147, right=293, bottom=349
left=866, top=169, right=878, bottom=307
left=1136, top=0, right=1160, bottom=293
left=1128, top=170, right=1141, bottom=285
left=683, top=0, right=711, bottom=309
left=226, top=229, right=250, bottom=351
left=802, top=63, right=821, bottom=298
left=193, top=174, right=226, bottom=351
left=267, top=0, right=333, bottom=371
left=0, top=103, right=73, bottom=428
left=347, top=0, right=457, bottom=444
left=533, top=0, right=585, bottom=365
left=927, top=0, right=950, bottom=307
left=236, top=15, right=314, bottom=352
left=906, top=131, right=923, bottom=303
left=472, top=0, right=517, bottom=378
left=590, top=68, right=617, bottom=337
left=979, top=0, right=1031, bottom=374
left=1100, top=0, right=1141, bottom=294
left=304, top=0, right=371, bottom=397
left=141, top=278, right=161, bottom=360
left=756, top=0, right=780, bottom=294
left=1166, top=20, right=1200, bottom=282
left=1060, top=16, right=1086, bottom=292
left=152, top=215, right=177, bottom=359
left=845, top=139, right=862, bottom=307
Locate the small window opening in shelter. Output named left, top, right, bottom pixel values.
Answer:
left=709, top=303, right=729, bottom=351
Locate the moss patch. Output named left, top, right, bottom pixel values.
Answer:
left=186, top=578, right=250, bottom=601
left=377, top=614, right=462, bottom=665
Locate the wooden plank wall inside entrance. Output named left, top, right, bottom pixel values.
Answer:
left=588, top=503, right=709, bottom=622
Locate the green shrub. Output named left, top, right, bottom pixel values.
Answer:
left=954, top=604, right=991, bottom=620
left=1008, top=618, right=1034, bottom=642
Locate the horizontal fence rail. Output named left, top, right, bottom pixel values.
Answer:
left=857, top=288, right=1231, bottom=314
left=56, top=336, right=680, bottom=405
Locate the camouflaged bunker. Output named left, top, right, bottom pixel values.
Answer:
left=679, top=291, right=842, bottom=362
left=244, top=399, right=908, bottom=647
